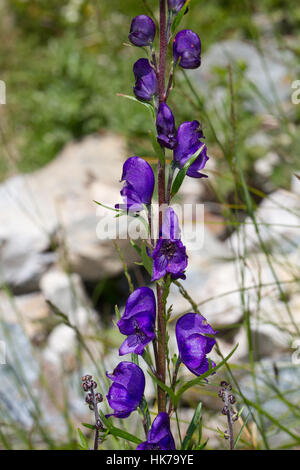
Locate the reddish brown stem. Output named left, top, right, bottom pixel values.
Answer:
left=155, top=0, right=167, bottom=414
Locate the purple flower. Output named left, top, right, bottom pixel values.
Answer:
left=168, top=0, right=186, bottom=14
left=117, top=287, right=156, bottom=356
left=176, top=313, right=216, bottom=376
left=133, top=58, right=158, bottom=102
left=106, top=362, right=145, bottom=419
left=150, top=207, right=188, bottom=281
left=137, top=412, right=175, bottom=450
left=173, top=120, right=208, bottom=178
left=156, top=103, right=177, bottom=150
left=173, top=30, right=201, bottom=69
left=129, top=15, right=156, bottom=47
left=115, top=156, right=155, bottom=211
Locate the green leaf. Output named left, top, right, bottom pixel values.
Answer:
left=77, top=428, right=89, bottom=450
left=181, top=402, right=202, bottom=450
left=99, top=411, right=142, bottom=445
left=93, top=200, right=120, bottom=212
left=171, top=0, right=191, bottom=34
left=147, top=370, right=176, bottom=403
left=174, top=343, right=239, bottom=408
left=171, top=144, right=205, bottom=198
left=81, top=422, right=96, bottom=430
left=115, top=304, right=121, bottom=321
left=117, top=94, right=156, bottom=121
left=149, top=130, right=165, bottom=166
left=130, top=240, right=142, bottom=258
left=194, top=438, right=208, bottom=450
left=141, top=242, right=153, bottom=276
left=108, top=427, right=143, bottom=445
left=234, top=411, right=250, bottom=449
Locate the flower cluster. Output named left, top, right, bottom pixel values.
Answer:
left=86, top=2, right=219, bottom=452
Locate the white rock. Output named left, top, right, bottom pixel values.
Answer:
left=40, top=266, right=95, bottom=328
left=195, top=39, right=293, bottom=113
left=227, top=189, right=300, bottom=255
left=0, top=133, right=135, bottom=289
left=0, top=291, right=50, bottom=340
left=43, top=323, right=77, bottom=366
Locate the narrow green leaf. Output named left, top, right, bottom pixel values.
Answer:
left=171, top=0, right=190, bottom=34
left=234, top=411, right=250, bottom=449
left=117, top=93, right=156, bottom=121
left=77, top=428, right=89, bottom=450
left=149, top=130, right=165, bottom=166
left=181, top=402, right=202, bottom=450
left=81, top=422, right=96, bottom=431
left=141, top=242, right=153, bottom=276
left=194, top=438, right=208, bottom=450
left=109, top=427, right=142, bottom=445
left=130, top=239, right=142, bottom=256
left=115, top=304, right=121, bottom=321
left=99, top=410, right=142, bottom=445
left=174, top=343, right=239, bottom=408
left=93, top=200, right=120, bottom=212
left=171, top=144, right=205, bottom=198
left=147, top=370, right=176, bottom=403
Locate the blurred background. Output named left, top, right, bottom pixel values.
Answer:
left=0, top=0, right=300, bottom=450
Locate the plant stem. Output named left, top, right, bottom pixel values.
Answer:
left=155, top=0, right=168, bottom=414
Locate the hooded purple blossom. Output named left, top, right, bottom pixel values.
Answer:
left=173, top=30, right=201, bottom=69
left=137, top=412, right=175, bottom=450
left=156, top=103, right=177, bottom=150
left=168, top=0, right=186, bottom=14
left=106, top=362, right=145, bottom=419
left=150, top=207, right=187, bottom=281
left=133, top=58, right=158, bottom=102
left=173, top=120, right=208, bottom=178
left=129, top=15, right=156, bottom=47
left=115, top=156, right=155, bottom=211
left=176, top=313, right=216, bottom=376
left=117, top=287, right=156, bottom=356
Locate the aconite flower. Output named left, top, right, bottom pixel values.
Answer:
left=173, top=29, right=201, bottom=69
left=129, top=15, right=156, bottom=47
left=150, top=207, right=187, bottom=281
left=133, top=58, right=158, bottom=102
left=173, top=120, right=208, bottom=178
left=156, top=103, right=177, bottom=150
left=168, top=0, right=187, bottom=15
left=137, top=412, right=175, bottom=450
left=115, top=156, right=155, bottom=211
left=106, top=362, right=145, bottom=419
left=176, top=313, right=216, bottom=376
left=117, top=287, right=156, bottom=356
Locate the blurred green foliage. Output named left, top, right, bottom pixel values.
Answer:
left=0, top=0, right=299, bottom=194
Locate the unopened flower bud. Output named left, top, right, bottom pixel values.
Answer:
left=168, top=0, right=186, bottom=15
left=173, top=30, right=201, bottom=69
left=229, top=395, right=236, bottom=404
left=129, top=15, right=156, bottom=47
left=95, top=393, right=103, bottom=403
left=222, top=406, right=229, bottom=415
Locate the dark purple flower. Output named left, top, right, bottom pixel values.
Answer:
left=106, top=362, right=145, bottom=419
left=173, top=30, right=201, bottom=69
left=133, top=58, right=158, bottom=102
left=176, top=313, right=216, bottom=376
left=117, top=287, right=156, bottom=356
left=156, top=103, right=177, bottom=150
left=129, top=15, right=156, bottom=47
left=137, top=412, right=175, bottom=450
left=115, top=156, right=155, bottom=211
left=168, top=0, right=186, bottom=14
left=150, top=207, right=188, bottom=281
left=173, top=120, right=208, bottom=178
